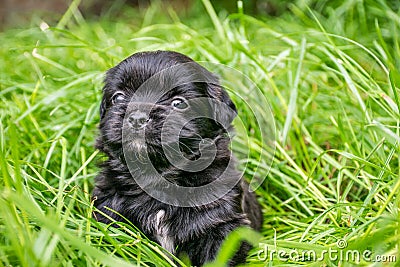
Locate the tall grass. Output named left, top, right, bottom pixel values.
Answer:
left=0, top=0, right=399, bottom=266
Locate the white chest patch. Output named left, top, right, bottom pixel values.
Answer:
left=154, top=210, right=174, bottom=253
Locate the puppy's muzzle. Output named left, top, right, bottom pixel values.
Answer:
left=128, top=110, right=150, bottom=131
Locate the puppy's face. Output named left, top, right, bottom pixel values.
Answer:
left=97, top=51, right=237, bottom=170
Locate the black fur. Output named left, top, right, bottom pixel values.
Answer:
left=93, top=51, right=263, bottom=266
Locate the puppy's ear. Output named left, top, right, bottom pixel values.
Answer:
left=100, top=67, right=117, bottom=120
left=207, top=84, right=237, bottom=112
left=100, top=95, right=107, bottom=120
left=207, top=83, right=237, bottom=125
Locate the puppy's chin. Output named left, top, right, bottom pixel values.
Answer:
left=125, top=139, right=147, bottom=153
left=122, top=129, right=147, bottom=155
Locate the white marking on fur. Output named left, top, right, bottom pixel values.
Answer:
left=154, top=210, right=174, bottom=253
left=155, top=210, right=165, bottom=227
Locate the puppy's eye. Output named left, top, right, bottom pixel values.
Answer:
left=171, top=97, right=188, bottom=110
left=111, top=92, right=126, bottom=104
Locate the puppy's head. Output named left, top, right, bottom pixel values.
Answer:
left=97, top=51, right=237, bottom=170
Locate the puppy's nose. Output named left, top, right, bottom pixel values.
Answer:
left=128, top=111, right=149, bottom=130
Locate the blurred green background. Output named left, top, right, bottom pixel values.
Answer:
left=1, top=0, right=399, bottom=266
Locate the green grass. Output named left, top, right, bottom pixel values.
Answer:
left=1, top=0, right=399, bottom=266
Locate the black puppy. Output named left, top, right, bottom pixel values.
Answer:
left=93, top=51, right=262, bottom=266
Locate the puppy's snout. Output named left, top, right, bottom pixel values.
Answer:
left=128, top=111, right=149, bottom=130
